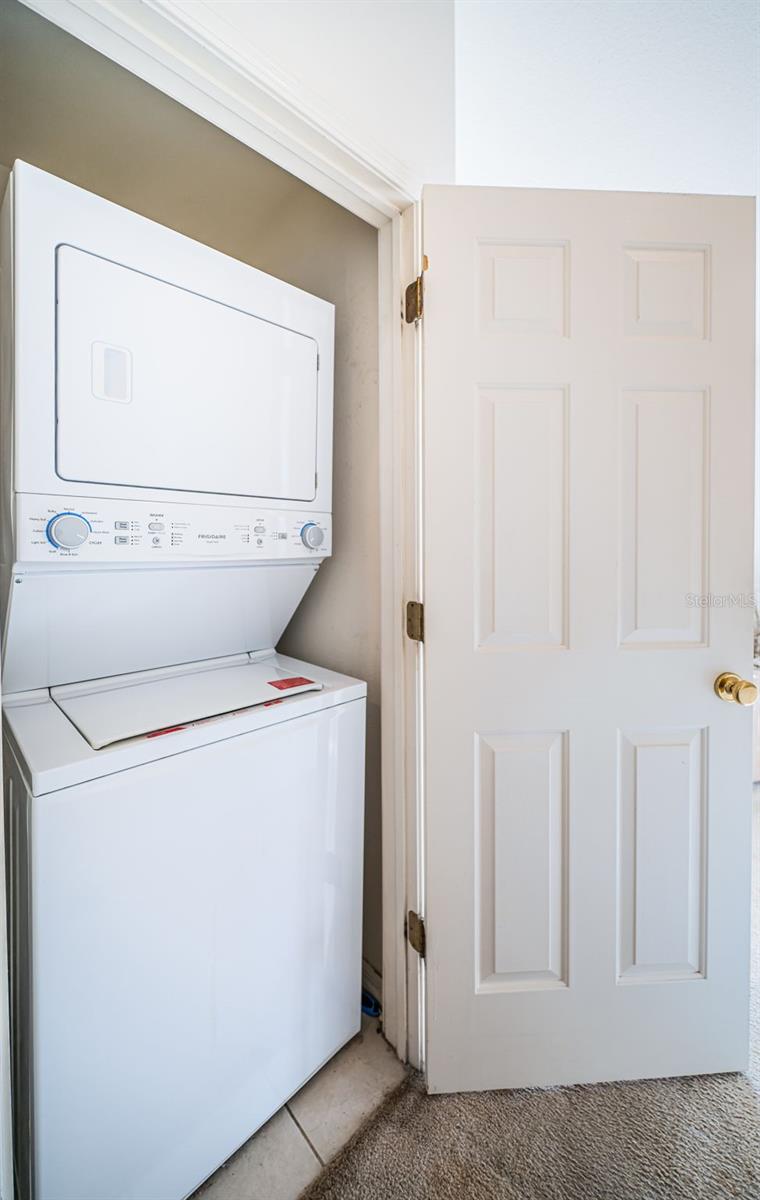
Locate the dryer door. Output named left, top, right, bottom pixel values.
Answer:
left=55, top=247, right=319, bottom=502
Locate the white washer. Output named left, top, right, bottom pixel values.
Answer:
left=4, top=652, right=365, bottom=1200
left=1, top=163, right=367, bottom=1200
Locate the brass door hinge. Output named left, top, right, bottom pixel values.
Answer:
left=406, top=910, right=426, bottom=958
left=405, top=273, right=423, bottom=323
left=405, top=256, right=428, bottom=323
left=406, top=600, right=424, bottom=642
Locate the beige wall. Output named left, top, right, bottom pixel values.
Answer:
left=0, top=1, right=382, bottom=973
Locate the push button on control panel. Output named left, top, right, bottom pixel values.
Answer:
left=148, top=522, right=165, bottom=532
left=114, top=536, right=128, bottom=545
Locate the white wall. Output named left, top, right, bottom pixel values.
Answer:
left=20, top=0, right=457, bottom=208
left=165, top=0, right=457, bottom=193
left=456, top=0, right=759, bottom=588
left=456, top=0, right=759, bottom=194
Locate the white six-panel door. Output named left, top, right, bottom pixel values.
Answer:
left=421, top=186, right=755, bottom=1092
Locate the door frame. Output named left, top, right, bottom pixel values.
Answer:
left=18, top=0, right=426, bottom=1064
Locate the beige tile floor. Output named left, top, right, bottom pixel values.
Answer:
left=193, top=1016, right=406, bottom=1200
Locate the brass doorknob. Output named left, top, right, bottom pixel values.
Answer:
left=714, top=672, right=758, bottom=706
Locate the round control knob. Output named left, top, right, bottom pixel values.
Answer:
left=300, top=522, right=325, bottom=550
left=46, top=512, right=91, bottom=550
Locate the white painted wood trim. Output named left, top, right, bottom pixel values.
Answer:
left=376, top=207, right=425, bottom=1069
left=400, top=204, right=426, bottom=1072
left=19, top=0, right=416, bottom=225
left=378, top=216, right=408, bottom=1061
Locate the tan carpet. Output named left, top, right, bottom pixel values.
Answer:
left=302, top=795, right=760, bottom=1200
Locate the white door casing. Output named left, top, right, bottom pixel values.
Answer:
left=421, top=185, right=755, bottom=1092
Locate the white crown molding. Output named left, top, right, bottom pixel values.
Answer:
left=147, top=0, right=412, bottom=188
left=19, top=0, right=418, bottom=225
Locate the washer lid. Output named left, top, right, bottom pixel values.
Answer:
left=51, top=655, right=323, bottom=749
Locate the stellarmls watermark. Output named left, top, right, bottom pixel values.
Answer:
left=685, top=592, right=757, bottom=608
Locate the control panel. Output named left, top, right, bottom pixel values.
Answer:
left=17, top=495, right=332, bottom=563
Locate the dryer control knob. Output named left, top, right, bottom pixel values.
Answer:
left=46, top=513, right=91, bottom=550
left=300, top=523, right=324, bottom=550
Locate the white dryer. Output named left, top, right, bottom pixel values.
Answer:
left=0, top=163, right=367, bottom=1200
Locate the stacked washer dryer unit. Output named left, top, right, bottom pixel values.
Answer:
left=0, top=162, right=367, bottom=1200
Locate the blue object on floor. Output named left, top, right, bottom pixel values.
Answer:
left=361, top=988, right=381, bottom=1018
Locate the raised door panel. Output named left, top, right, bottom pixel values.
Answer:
left=623, top=246, right=710, bottom=339
left=478, top=241, right=569, bottom=337
left=617, top=729, right=706, bottom=982
left=477, top=731, right=567, bottom=990
left=619, top=389, right=709, bottom=648
left=476, top=387, right=568, bottom=649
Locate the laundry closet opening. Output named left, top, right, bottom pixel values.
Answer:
left=0, top=0, right=382, bottom=983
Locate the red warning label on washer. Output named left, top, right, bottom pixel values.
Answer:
left=267, top=676, right=315, bottom=691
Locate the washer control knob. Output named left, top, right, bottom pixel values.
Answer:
left=46, top=512, right=91, bottom=550
left=300, top=522, right=324, bottom=550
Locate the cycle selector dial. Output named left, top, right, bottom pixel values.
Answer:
left=46, top=512, right=91, bottom=550
left=300, top=523, right=325, bottom=550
